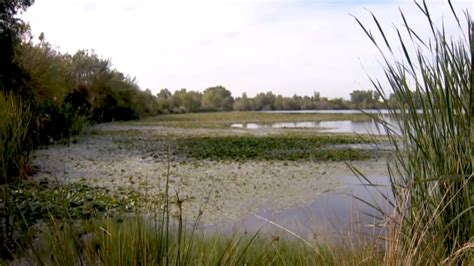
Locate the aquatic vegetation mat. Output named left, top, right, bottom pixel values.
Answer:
left=176, top=135, right=374, bottom=161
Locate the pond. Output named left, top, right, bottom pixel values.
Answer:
left=262, top=109, right=391, bottom=114
left=231, top=118, right=400, bottom=135
left=206, top=174, right=394, bottom=243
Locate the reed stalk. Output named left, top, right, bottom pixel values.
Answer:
left=355, top=1, right=473, bottom=263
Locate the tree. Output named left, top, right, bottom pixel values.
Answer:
left=313, top=91, right=321, bottom=102
left=157, top=88, right=171, bottom=99
left=201, top=85, right=233, bottom=111
left=281, top=97, right=298, bottom=110
left=172, top=89, right=202, bottom=113
left=301, top=96, right=314, bottom=110
left=254, top=91, right=275, bottom=111
left=71, top=50, right=110, bottom=87
left=350, top=89, right=378, bottom=109
left=16, top=34, right=71, bottom=105
left=0, top=0, right=34, bottom=96
left=156, top=88, right=172, bottom=113
left=233, top=93, right=251, bottom=111
left=329, top=97, right=349, bottom=109
left=274, top=95, right=284, bottom=110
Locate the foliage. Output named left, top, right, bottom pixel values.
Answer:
left=0, top=179, right=144, bottom=258
left=0, top=92, right=32, bottom=184
left=0, top=0, right=34, bottom=97
left=169, top=88, right=202, bottom=113
left=26, top=216, right=375, bottom=266
left=2, top=180, right=142, bottom=223
left=355, top=1, right=473, bottom=263
left=177, top=135, right=373, bottom=161
left=15, top=34, right=70, bottom=104
left=233, top=92, right=252, bottom=111
left=350, top=90, right=379, bottom=109
left=254, top=91, right=276, bottom=110
left=154, top=88, right=384, bottom=114
left=201, top=85, right=234, bottom=111
left=13, top=36, right=161, bottom=145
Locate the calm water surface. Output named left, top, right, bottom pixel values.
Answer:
left=263, top=109, right=391, bottom=114
left=217, top=111, right=397, bottom=240
left=231, top=119, right=399, bottom=135
left=230, top=110, right=401, bottom=135
left=205, top=174, right=394, bottom=243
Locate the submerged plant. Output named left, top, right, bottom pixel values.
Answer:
left=355, top=0, right=473, bottom=263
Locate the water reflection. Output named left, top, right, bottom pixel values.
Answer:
left=243, top=175, right=394, bottom=241
left=205, top=175, right=394, bottom=243
left=231, top=118, right=399, bottom=135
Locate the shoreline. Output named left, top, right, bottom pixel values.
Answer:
left=32, top=124, right=389, bottom=226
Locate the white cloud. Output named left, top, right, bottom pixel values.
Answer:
left=21, top=0, right=473, bottom=98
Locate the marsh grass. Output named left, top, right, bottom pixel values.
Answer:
left=29, top=215, right=383, bottom=265
left=104, top=127, right=380, bottom=162
left=0, top=92, right=32, bottom=184
left=178, top=135, right=374, bottom=161
left=24, top=181, right=384, bottom=266
left=0, top=92, right=33, bottom=258
left=9, top=145, right=385, bottom=265
left=354, top=1, right=473, bottom=263
left=135, top=111, right=373, bottom=129
left=0, top=179, right=146, bottom=260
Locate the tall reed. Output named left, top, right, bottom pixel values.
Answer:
left=0, top=91, right=32, bottom=183
left=0, top=92, right=33, bottom=258
left=355, top=1, right=473, bottom=263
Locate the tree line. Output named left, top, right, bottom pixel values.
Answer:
left=155, top=87, right=386, bottom=114
left=1, top=0, right=409, bottom=147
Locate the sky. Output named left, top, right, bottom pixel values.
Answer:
left=21, top=0, right=473, bottom=98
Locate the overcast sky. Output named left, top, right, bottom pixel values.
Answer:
left=21, top=0, right=472, bottom=98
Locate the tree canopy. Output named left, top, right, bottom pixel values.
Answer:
left=0, top=0, right=34, bottom=95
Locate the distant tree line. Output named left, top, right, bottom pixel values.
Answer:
left=154, top=88, right=393, bottom=114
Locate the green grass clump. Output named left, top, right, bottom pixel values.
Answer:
left=0, top=92, right=34, bottom=258
left=355, top=1, right=473, bottom=264
left=177, top=135, right=374, bottom=161
left=0, top=92, right=32, bottom=184
left=2, top=180, right=143, bottom=222
left=27, top=216, right=379, bottom=266
left=0, top=180, right=145, bottom=258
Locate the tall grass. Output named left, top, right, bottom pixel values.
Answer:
left=355, top=1, right=473, bottom=263
left=0, top=92, right=32, bottom=184
left=24, top=205, right=384, bottom=265
left=19, top=157, right=376, bottom=265
left=0, top=92, right=33, bottom=259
